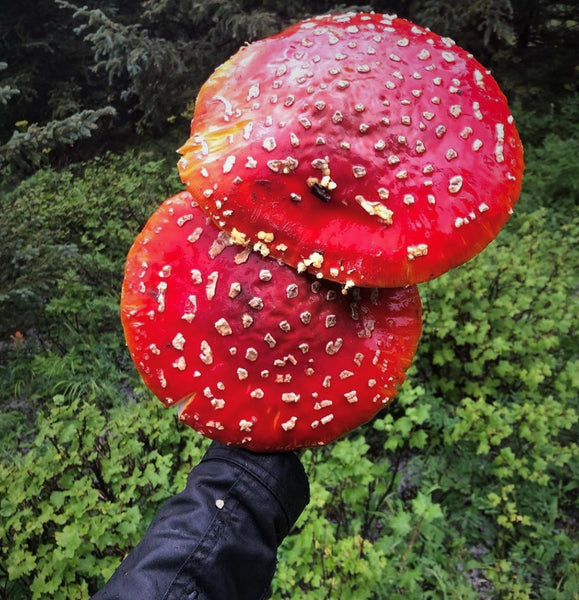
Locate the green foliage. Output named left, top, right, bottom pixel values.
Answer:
left=0, top=107, right=116, bottom=171
left=412, top=0, right=515, bottom=47
left=0, top=145, right=180, bottom=336
left=56, top=1, right=192, bottom=133
left=0, top=144, right=182, bottom=455
left=0, top=392, right=208, bottom=599
left=0, top=62, right=20, bottom=105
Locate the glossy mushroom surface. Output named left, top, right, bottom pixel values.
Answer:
left=178, top=12, right=524, bottom=289
left=121, top=192, right=422, bottom=451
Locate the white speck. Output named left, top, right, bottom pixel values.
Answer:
left=239, top=419, right=253, bottom=432
left=446, top=148, right=458, bottom=161
left=495, top=123, right=505, bottom=163
left=229, top=282, right=241, bottom=298
left=206, top=272, right=219, bottom=300
left=241, top=313, right=253, bottom=329
left=281, top=417, right=298, bottom=431
left=448, top=175, right=463, bottom=193
left=245, top=348, right=258, bottom=361
left=460, top=126, right=473, bottom=139
left=449, top=105, right=462, bottom=118
left=211, top=398, right=225, bottom=410
left=173, top=356, right=186, bottom=371
left=223, top=156, right=236, bottom=174
left=325, top=315, right=337, bottom=328
left=262, top=137, right=277, bottom=152
left=344, top=390, right=358, bottom=403
left=215, top=499, right=225, bottom=509
left=407, top=243, right=429, bottom=260
left=473, top=139, right=483, bottom=151
left=250, top=389, right=264, bottom=399
left=246, top=83, right=260, bottom=101
left=248, top=297, right=264, bottom=310
left=353, top=166, right=367, bottom=179
left=237, top=368, right=248, bottom=380
left=172, top=333, right=186, bottom=351
left=243, top=123, right=253, bottom=140
left=320, top=414, right=334, bottom=425
left=200, top=340, right=213, bottom=365
left=158, top=369, right=167, bottom=389
left=245, top=157, right=257, bottom=169
left=286, top=284, right=298, bottom=299
left=478, top=202, right=490, bottom=213
left=403, top=194, right=415, bottom=206
left=188, top=228, right=204, bottom=244
left=282, top=393, right=300, bottom=403
left=214, top=318, right=232, bottom=336
left=157, top=282, right=167, bottom=313
left=325, top=338, right=343, bottom=355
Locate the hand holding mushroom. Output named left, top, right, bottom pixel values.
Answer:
left=121, top=12, right=524, bottom=452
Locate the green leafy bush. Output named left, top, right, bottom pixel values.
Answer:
left=0, top=107, right=117, bottom=171
left=0, top=392, right=207, bottom=599
left=0, top=145, right=182, bottom=454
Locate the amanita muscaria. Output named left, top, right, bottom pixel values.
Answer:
left=178, top=11, right=524, bottom=289
left=121, top=192, right=422, bottom=451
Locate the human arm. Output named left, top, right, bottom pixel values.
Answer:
left=91, top=441, right=309, bottom=600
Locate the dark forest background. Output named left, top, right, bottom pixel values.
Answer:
left=1, top=2, right=577, bottom=599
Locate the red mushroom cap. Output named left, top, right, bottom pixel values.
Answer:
left=178, top=12, right=524, bottom=289
left=121, top=192, right=422, bottom=451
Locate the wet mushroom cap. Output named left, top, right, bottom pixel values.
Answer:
left=120, top=192, right=422, bottom=451
left=178, top=12, right=524, bottom=289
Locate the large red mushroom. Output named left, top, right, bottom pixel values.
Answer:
left=178, top=12, right=524, bottom=289
left=121, top=192, right=422, bottom=451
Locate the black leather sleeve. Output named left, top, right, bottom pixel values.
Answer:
left=91, top=441, right=310, bottom=600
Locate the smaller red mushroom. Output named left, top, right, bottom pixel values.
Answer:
left=121, top=192, right=422, bottom=451
left=178, top=12, right=524, bottom=289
